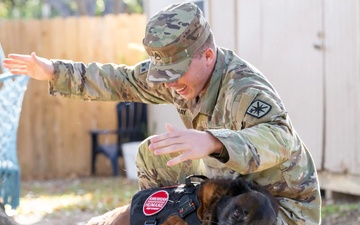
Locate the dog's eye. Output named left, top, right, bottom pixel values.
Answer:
left=231, top=208, right=249, bottom=223
left=233, top=209, right=241, bottom=218
left=233, top=209, right=245, bottom=220
left=242, top=209, right=249, bottom=215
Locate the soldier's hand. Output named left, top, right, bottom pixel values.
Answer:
left=149, top=123, right=223, bottom=166
left=2, top=52, right=54, bottom=80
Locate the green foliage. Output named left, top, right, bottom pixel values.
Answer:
left=124, top=0, right=143, bottom=14
left=322, top=202, right=360, bottom=218
left=0, top=0, right=43, bottom=19
left=0, top=0, right=143, bottom=20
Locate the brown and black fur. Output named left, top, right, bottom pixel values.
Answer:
left=197, top=177, right=279, bottom=225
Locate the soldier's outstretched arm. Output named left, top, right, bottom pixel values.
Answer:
left=2, top=52, right=54, bottom=80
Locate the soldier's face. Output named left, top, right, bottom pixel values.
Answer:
left=164, top=49, right=215, bottom=100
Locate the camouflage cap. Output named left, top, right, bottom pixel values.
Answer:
left=143, top=2, right=211, bottom=83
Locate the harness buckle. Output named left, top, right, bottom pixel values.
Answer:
left=144, top=220, right=157, bottom=225
left=178, top=199, right=196, bottom=218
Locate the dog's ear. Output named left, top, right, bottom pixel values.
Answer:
left=227, top=177, right=252, bottom=196
left=230, top=178, right=279, bottom=214
left=196, top=179, right=230, bottom=221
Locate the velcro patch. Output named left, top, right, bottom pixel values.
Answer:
left=143, top=190, right=169, bottom=216
left=246, top=100, right=272, bottom=118
left=140, top=61, right=150, bottom=74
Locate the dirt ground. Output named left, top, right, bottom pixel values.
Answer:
left=8, top=176, right=137, bottom=225
left=321, top=192, right=360, bottom=225
left=321, top=206, right=360, bottom=225
left=13, top=211, right=94, bottom=225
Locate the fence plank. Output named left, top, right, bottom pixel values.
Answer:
left=235, top=0, right=324, bottom=169
left=324, top=0, right=360, bottom=175
left=0, top=14, right=146, bottom=179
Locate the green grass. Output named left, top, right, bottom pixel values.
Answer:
left=322, top=202, right=360, bottom=218
left=15, top=176, right=138, bottom=218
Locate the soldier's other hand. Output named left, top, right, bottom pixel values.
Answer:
left=2, top=52, right=54, bottom=80
left=149, top=123, right=223, bottom=166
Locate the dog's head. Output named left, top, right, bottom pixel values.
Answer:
left=197, top=177, right=278, bottom=225
left=215, top=191, right=278, bottom=225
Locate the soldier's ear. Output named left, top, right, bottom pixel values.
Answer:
left=204, top=48, right=214, bottom=61
left=204, top=48, right=216, bottom=69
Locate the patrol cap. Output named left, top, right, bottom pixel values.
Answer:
left=143, top=2, right=211, bottom=83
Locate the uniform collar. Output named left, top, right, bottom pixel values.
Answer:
left=198, top=48, right=226, bottom=116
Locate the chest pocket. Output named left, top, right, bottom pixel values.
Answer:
left=232, top=88, right=260, bottom=130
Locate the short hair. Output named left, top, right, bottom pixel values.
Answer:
left=194, top=32, right=216, bottom=58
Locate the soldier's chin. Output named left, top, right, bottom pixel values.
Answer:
left=180, top=93, right=194, bottom=101
left=177, top=89, right=193, bottom=100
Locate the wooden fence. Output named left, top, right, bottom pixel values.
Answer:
left=0, top=14, right=147, bottom=179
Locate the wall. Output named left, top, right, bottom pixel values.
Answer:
left=320, top=0, right=360, bottom=195
left=233, top=0, right=324, bottom=168
left=231, top=0, right=360, bottom=195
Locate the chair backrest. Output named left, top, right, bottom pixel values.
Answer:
left=117, top=102, right=148, bottom=143
left=0, top=43, right=29, bottom=209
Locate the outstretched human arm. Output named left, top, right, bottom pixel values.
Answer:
left=3, top=53, right=173, bottom=104
left=2, top=52, right=54, bottom=80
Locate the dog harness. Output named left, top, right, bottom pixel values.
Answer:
left=130, top=175, right=207, bottom=225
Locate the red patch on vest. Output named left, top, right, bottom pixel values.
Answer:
left=143, top=190, right=169, bottom=216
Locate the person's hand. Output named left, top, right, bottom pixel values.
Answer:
left=149, top=123, right=223, bottom=166
left=2, top=52, right=54, bottom=80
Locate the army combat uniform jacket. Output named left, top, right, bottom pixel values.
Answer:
left=49, top=47, right=321, bottom=225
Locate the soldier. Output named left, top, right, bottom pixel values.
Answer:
left=3, top=2, right=321, bottom=225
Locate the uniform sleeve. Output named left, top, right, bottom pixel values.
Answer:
left=207, top=89, right=294, bottom=175
left=49, top=59, right=172, bottom=104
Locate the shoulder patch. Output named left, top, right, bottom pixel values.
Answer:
left=246, top=100, right=272, bottom=118
left=140, top=61, right=150, bottom=74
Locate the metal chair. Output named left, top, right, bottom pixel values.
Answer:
left=90, top=102, right=148, bottom=176
left=0, top=43, right=29, bottom=209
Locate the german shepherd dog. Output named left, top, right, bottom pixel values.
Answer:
left=148, top=176, right=278, bottom=225
left=196, top=177, right=278, bottom=225
left=86, top=177, right=278, bottom=225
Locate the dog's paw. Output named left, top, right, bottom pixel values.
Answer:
left=86, top=205, right=130, bottom=225
left=86, top=213, right=110, bottom=225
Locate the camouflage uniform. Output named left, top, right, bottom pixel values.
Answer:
left=49, top=2, right=321, bottom=225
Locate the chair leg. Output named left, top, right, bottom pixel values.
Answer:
left=90, top=133, right=99, bottom=175
left=91, top=152, right=97, bottom=175
left=110, top=157, right=119, bottom=176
